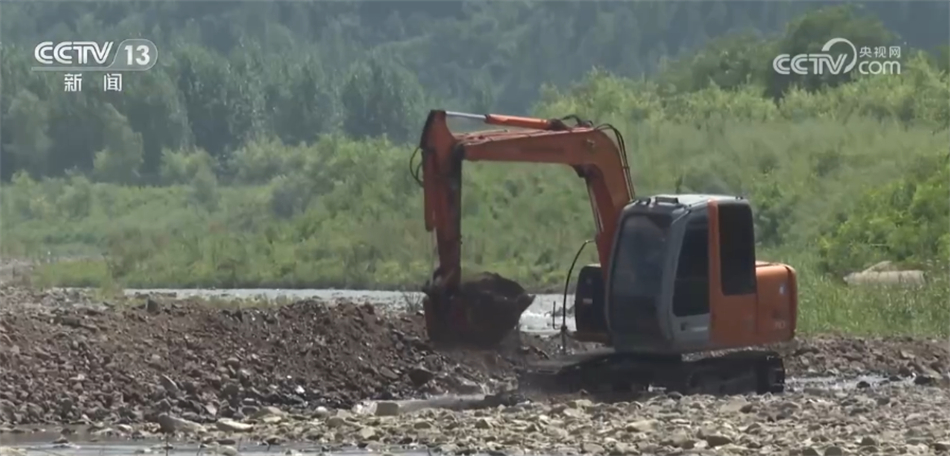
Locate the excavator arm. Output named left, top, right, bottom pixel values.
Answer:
left=415, top=109, right=635, bottom=346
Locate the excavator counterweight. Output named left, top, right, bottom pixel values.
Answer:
left=413, top=109, right=798, bottom=397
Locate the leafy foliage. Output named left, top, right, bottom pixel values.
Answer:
left=2, top=2, right=948, bottom=180
left=818, top=153, right=950, bottom=276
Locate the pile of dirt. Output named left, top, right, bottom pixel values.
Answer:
left=0, top=294, right=559, bottom=426
left=1, top=284, right=946, bottom=428
left=773, top=335, right=950, bottom=379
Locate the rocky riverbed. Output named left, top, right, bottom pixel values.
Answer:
left=5, top=385, right=950, bottom=456
left=1, top=284, right=949, bottom=455
left=0, top=284, right=589, bottom=424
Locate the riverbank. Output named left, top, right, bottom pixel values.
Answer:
left=1, top=284, right=949, bottom=454
left=21, top=254, right=950, bottom=338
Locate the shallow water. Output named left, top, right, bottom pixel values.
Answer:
left=1, top=370, right=909, bottom=454
left=785, top=373, right=905, bottom=391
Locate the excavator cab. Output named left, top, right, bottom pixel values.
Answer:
left=576, top=194, right=798, bottom=354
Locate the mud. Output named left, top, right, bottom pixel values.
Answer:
left=1, top=284, right=948, bottom=431
left=455, top=272, right=536, bottom=344
left=425, top=272, right=536, bottom=347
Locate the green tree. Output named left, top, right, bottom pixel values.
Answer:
left=4, top=89, right=54, bottom=177
left=767, top=4, right=896, bottom=99
left=341, top=56, right=426, bottom=143
left=91, top=104, right=145, bottom=184
left=818, top=153, right=950, bottom=276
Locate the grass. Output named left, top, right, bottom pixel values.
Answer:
left=797, top=273, right=948, bottom=337
left=31, top=258, right=112, bottom=289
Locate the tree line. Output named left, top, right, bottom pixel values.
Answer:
left=1, top=1, right=947, bottom=183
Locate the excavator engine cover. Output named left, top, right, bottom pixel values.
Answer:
left=423, top=272, right=535, bottom=347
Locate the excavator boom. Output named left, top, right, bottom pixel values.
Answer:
left=417, top=109, right=634, bottom=346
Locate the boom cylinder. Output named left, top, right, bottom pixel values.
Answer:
left=444, top=110, right=557, bottom=130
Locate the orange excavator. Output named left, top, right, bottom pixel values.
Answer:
left=413, top=109, right=798, bottom=394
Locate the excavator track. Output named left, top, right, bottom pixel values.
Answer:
left=517, top=348, right=785, bottom=397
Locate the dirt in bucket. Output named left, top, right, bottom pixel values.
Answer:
left=440, top=271, right=537, bottom=347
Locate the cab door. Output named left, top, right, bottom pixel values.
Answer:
left=668, top=209, right=712, bottom=349
left=707, top=199, right=759, bottom=348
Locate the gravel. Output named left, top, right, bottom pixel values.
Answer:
left=8, top=385, right=949, bottom=456
left=1, top=283, right=949, bottom=455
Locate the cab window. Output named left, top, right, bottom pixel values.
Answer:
left=610, top=213, right=672, bottom=298
left=673, top=215, right=710, bottom=317
left=718, top=203, right=756, bottom=295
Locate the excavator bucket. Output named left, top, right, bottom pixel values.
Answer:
left=416, top=109, right=583, bottom=347
left=422, top=272, right=536, bottom=347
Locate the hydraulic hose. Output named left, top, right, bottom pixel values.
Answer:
left=558, top=239, right=593, bottom=354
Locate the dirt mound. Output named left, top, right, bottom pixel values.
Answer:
left=1, top=285, right=946, bottom=427
left=773, top=335, right=950, bottom=378
left=0, top=295, right=558, bottom=426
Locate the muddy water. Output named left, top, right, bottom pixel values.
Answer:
left=110, top=288, right=577, bottom=333
left=786, top=373, right=905, bottom=390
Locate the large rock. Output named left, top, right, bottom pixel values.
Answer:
left=215, top=418, right=253, bottom=432
left=155, top=414, right=206, bottom=434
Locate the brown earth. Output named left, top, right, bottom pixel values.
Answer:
left=448, top=271, right=537, bottom=346
left=773, top=335, right=950, bottom=379
left=0, top=286, right=566, bottom=426
left=0, top=284, right=947, bottom=428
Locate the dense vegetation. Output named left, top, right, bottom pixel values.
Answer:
left=1, top=2, right=948, bottom=335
